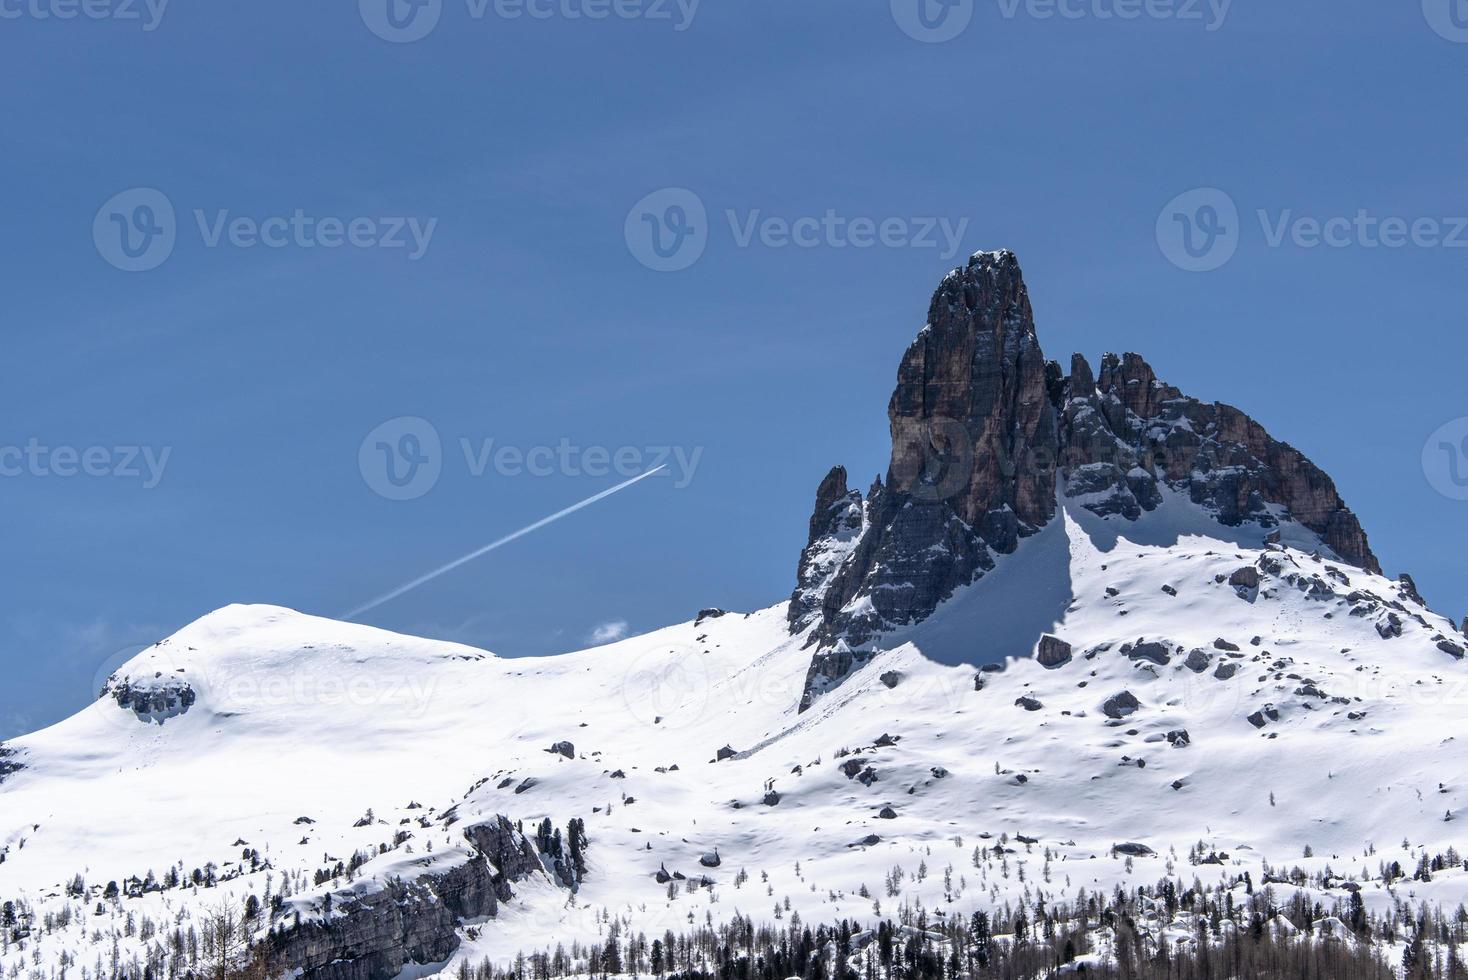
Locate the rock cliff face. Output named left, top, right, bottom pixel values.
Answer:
left=790, top=252, right=1056, bottom=652
left=269, top=816, right=547, bottom=980
left=791, top=249, right=1379, bottom=705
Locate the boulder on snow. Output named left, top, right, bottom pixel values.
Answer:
left=879, top=670, right=903, bottom=689
left=695, top=608, right=728, bottom=624
left=715, top=745, right=738, bottom=762
left=1128, top=642, right=1171, bottom=666
left=547, top=741, right=575, bottom=759
left=699, top=851, right=721, bottom=868
left=1015, top=696, right=1044, bottom=712
left=1112, top=842, right=1155, bottom=857
left=1213, top=638, right=1240, bottom=652
left=1214, top=662, right=1240, bottom=680
left=1102, top=691, right=1141, bottom=719
left=1229, top=567, right=1260, bottom=590
left=1376, top=613, right=1404, bottom=639
left=1036, top=635, right=1072, bottom=669
left=1184, top=649, right=1211, bottom=673
left=877, top=806, right=897, bottom=819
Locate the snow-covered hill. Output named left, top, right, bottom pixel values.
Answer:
left=3, top=251, right=1465, bottom=980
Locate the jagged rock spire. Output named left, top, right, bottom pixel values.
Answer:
left=790, top=249, right=1382, bottom=664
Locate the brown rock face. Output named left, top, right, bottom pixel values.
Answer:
left=1057, top=351, right=1380, bottom=574
left=791, top=249, right=1381, bottom=701
left=790, top=252, right=1055, bottom=650
left=888, top=251, right=1057, bottom=532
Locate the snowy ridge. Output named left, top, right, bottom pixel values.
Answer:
left=2, top=494, right=1467, bottom=977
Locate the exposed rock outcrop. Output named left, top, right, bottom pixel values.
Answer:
left=791, top=249, right=1380, bottom=710
left=0, top=743, right=21, bottom=785
left=269, top=816, right=546, bottom=980
left=1036, top=635, right=1072, bottom=669
left=792, top=251, right=1053, bottom=654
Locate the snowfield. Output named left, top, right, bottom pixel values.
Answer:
left=3, top=496, right=1467, bottom=977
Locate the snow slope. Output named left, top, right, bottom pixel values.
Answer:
left=3, top=497, right=1467, bottom=975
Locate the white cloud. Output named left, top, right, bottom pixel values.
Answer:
left=588, top=619, right=630, bottom=645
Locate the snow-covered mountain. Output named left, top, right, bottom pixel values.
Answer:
left=3, top=251, right=1466, bottom=980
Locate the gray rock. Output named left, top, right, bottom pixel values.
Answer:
left=1213, top=638, right=1240, bottom=652
left=1102, top=691, right=1141, bottom=719
left=1229, top=567, right=1261, bottom=590
left=1128, top=642, right=1171, bottom=666
left=1036, top=634, right=1072, bottom=669
left=547, top=741, right=575, bottom=759
left=1184, top=649, right=1211, bottom=673
left=877, top=806, right=898, bottom=819
left=271, top=816, right=544, bottom=980
left=1015, top=696, right=1044, bottom=712
left=1214, top=662, right=1240, bottom=680
left=1112, top=842, right=1155, bottom=857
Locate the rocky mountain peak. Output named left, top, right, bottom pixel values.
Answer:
left=790, top=250, right=1381, bottom=670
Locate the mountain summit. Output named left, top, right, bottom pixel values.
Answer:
left=791, top=250, right=1377, bottom=664
left=5, top=251, right=1464, bottom=980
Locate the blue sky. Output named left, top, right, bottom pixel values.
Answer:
left=2, top=0, right=1465, bottom=738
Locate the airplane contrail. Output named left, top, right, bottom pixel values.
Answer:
left=341, top=465, right=668, bottom=621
